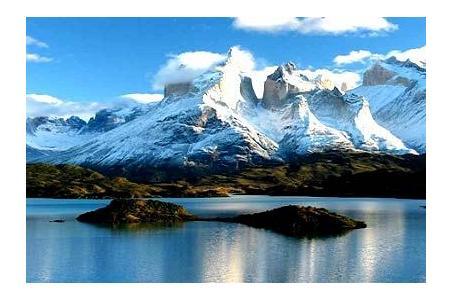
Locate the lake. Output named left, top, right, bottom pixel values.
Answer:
left=26, top=196, right=426, bottom=282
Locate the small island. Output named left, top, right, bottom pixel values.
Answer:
left=76, top=199, right=196, bottom=224
left=207, top=205, right=366, bottom=237
left=77, top=199, right=366, bottom=237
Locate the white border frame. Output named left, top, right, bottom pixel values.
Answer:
left=1, top=0, right=452, bottom=300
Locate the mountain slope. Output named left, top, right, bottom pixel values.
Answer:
left=278, top=97, right=354, bottom=156
left=306, top=89, right=414, bottom=154
left=350, top=57, right=426, bottom=152
left=27, top=152, right=426, bottom=199
left=29, top=49, right=419, bottom=177
left=26, top=105, right=152, bottom=152
left=245, top=63, right=414, bottom=155
left=26, top=116, right=91, bottom=151
left=39, top=48, right=279, bottom=171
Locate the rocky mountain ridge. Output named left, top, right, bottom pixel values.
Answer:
left=27, top=49, right=425, bottom=176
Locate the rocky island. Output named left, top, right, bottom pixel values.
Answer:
left=76, top=199, right=196, bottom=224
left=77, top=199, right=366, bottom=237
left=208, top=205, right=367, bottom=237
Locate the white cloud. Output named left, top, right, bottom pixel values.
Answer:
left=333, top=46, right=426, bottom=66
left=225, top=46, right=256, bottom=72
left=26, top=53, right=53, bottom=63
left=152, top=46, right=362, bottom=97
left=26, top=36, right=48, bottom=48
left=120, top=93, right=164, bottom=104
left=300, top=69, right=362, bottom=91
left=233, top=17, right=397, bottom=35
left=153, top=51, right=226, bottom=90
left=386, top=46, right=426, bottom=65
left=26, top=94, right=107, bottom=121
left=26, top=94, right=63, bottom=105
left=153, top=46, right=260, bottom=94
left=233, top=17, right=301, bottom=33
left=334, top=50, right=381, bottom=65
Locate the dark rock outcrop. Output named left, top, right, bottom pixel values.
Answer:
left=210, top=205, right=366, bottom=237
left=164, top=82, right=193, bottom=97
left=77, top=199, right=366, bottom=238
left=76, top=199, right=196, bottom=224
left=362, top=63, right=396, bottom=86
left=83, top=108, right=142, bottom=133
left=240, top=76, right=258, bottom=103
left=262, top=63, right=307, bottom=109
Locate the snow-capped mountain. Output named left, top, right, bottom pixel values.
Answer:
left=243, top=63, right=414, bottom=156
left=350, top=57, right=426, bottom=152
left=27, top=116, right=93, bottom=151
left=29, top=48, right=418, bottom=172
left=36, top=48, right=279, bottom=169
left=277, top=97, right=354, bottom=156
left=26, top=105, right=150, bottom=152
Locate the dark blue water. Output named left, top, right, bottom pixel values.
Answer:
left=26, top=196, right=426, bottom=282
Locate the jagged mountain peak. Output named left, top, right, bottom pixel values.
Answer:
left=262, top=63, right=317, bottom=109
left=28, top=49, right=420, bottom=171
left=363, top=57, right=425, bottom=87
left=384, top=56, right=426, bottom=71
left=268, top=62, right=309, bottom=82
left=279, top=61, right=298, bottom=74
left=26, top=115, right=87, bottom=136
left=362, top=63, right=397, bottom=86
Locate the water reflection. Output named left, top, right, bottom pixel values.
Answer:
left=27, top=196, right=426, bottom=282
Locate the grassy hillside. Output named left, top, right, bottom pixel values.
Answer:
left=26, top=164, right=230, bottom=198
left=202, top=153, right=426, bottom=198
left=27, top=153, right=426, bottom=199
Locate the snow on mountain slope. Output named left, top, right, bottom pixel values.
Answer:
left=261, top=62, right=327, bottom=109
left=278, top=96, right=354, bottom=156
left=351, top=85, right=407, bottom=113
left=350, top=56, right=426, bottom=152
left=305, top=89, right=414, bottom=154
left=41, top=48, right=278, bottom=168
left=26, top=116, right=94, bottom=151
left=82, top=106, right=145, bottom=133
left=26, top=104, right=152, bottom=152
left=30, top=49, right=420, bottom=172
left=374, top=81, right=426, bottom=152
left=244, top=63, right=414, bottom=155
left=26, top=144, right=55, bottom=161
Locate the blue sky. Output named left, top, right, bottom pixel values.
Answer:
left=26, top=17, right=425, bottom=119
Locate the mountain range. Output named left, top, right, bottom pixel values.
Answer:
left=27, top=48, right=426, bottom=180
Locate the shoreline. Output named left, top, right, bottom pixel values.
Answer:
left=26, top=194, right=427, bottom=201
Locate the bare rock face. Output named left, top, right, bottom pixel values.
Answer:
left=363, top=64, right=396, bottom=86
left=262, top=63, right=304, bottom=109
left=341, top=82, right=348, bottom=92
left=240, top=76, right=258, bottom=103
left=164, top=82, right=193, bottom=97
left=388, top=76, right=413, bottom=87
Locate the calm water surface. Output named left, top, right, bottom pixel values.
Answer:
left=26, top=196, right=426, bottom=282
